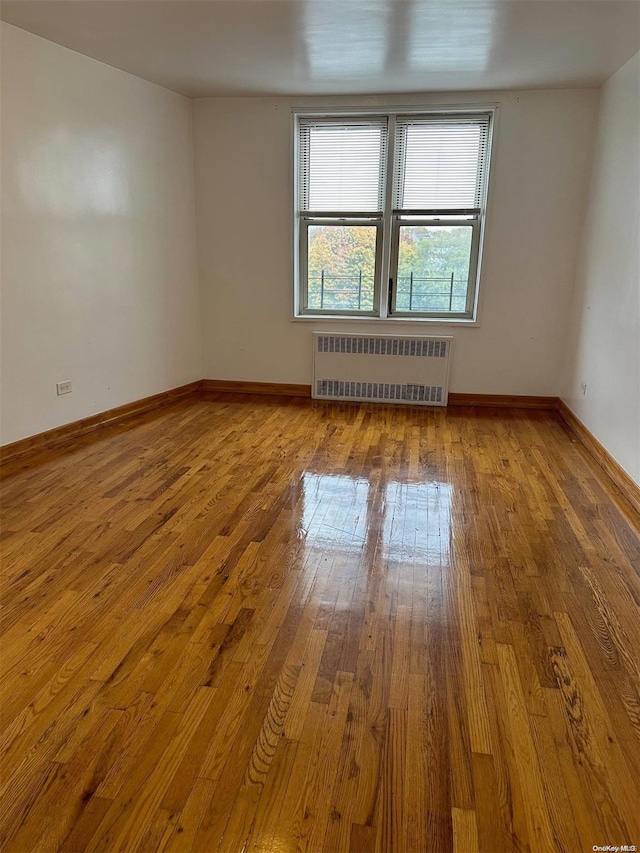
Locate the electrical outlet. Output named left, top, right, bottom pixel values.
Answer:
left=580, top=381, right=587, bottom=396
left=56, top=380, right=72, bottom=396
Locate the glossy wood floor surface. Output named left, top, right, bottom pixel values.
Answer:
left=1, top=395, right=639, bottom=853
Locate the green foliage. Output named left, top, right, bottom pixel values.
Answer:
left=308, top=225, right=376, bottom=310
left=307, top=223, right=472, bottom=312
left=397, top=226, right=470, bottom=280
left=396, top=226, right=471, bottom=311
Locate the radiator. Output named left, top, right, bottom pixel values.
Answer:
left=312, top=333, right=453, bottom=406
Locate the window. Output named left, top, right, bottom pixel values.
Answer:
left=295, top=110, right=493, bottom=320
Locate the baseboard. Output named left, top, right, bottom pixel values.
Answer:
left=448, top=393, right=558, bottom=409
left=555, top=399, right=640, bottom=517
left=201, top=383, right=558, bottom=409
left=202, top=379, right=312, bottom=398
left=0, top=380, right=202, bottom=467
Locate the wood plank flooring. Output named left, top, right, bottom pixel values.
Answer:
left=1, top=394, right=639, bottom=852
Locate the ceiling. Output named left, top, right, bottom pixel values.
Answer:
left=2, top=0, right=639, bottom=98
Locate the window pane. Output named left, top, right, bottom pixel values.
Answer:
left=395, top=225, right=472, bottom=313
left=307, top=225, right=377, bottom=312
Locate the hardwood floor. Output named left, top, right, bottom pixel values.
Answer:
left=1, top=394, right=639, bottom=852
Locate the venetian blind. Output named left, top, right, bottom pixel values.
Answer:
left=393, top=115, right=491, bottom=210
left=298, top=118, right=388, bottom=213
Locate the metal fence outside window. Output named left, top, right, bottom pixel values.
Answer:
left=308, top=270, right=466, bottom=311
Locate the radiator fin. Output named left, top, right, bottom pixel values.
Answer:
left=316, top=380, right=443, bottom=404
left=317, top=335, right=447, bottom=358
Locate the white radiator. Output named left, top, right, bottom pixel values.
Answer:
left=312, top=333, right=453, bottom=406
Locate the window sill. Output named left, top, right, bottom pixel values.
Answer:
left=291, top=313, right=479, bottom=327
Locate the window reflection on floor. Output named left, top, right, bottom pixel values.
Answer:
left=383, top=480, right=452, bottom=566
left=301, top=473, right=370, bottom=554
left=300, top=472, right=452, bottom=567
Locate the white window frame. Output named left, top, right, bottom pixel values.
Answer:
left=293, top=107, right=495, bottom=323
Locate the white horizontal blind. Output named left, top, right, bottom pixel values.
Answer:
left=393, top=115, right=491, bottom=210
left=299, top=118, right=388, bottom=213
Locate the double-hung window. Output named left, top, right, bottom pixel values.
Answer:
left=295, top=110, right=493, bottom=320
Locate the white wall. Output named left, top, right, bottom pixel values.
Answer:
left=563, top=53, right=640, bottom=485
left=193, top=89, right=599, bottom=395
left=0, top=23, right=202, bottom=445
